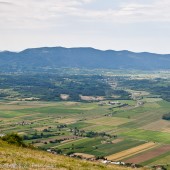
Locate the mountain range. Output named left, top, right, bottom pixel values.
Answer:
left=0, top=47, right=170, bottom=71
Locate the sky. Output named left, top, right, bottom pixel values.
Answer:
left=0, top=0, right=170, bottom=53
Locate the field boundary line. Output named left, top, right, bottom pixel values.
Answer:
left=106, top=142, right=159, bottom=161
left=51, top=137, right=87, bottom=148
left=116, top=143, right=160, bottom=161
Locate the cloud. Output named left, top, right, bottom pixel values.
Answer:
left=58, top=0, right=170, bottom=23
left=0, top=0, right=170, bottom=53
left=46, top=0, right=170, bottom=23
left=0, top=1, right=13, bottom=5
left=0, top=0, right=95, bottom=27
left=1, top=0, right=170, bottom=30
left=114, top=0, right=170, bottom=22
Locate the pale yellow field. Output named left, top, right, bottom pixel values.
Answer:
left=106, top=142, right=159, bottom=161
left=142, top=98, right=162, bottom=103
left=74, top=153, right=95, bottom=159
left=52, top=138, right=87, bottom=148
left=162, top=128, right=170, bottom=133
left=34, top=126, right=51, bottom=131
left=80, top=95, right=104, bottom=101
left=57, top=118, right=78, bottom=124
left=112, top=138, right=124, bottom=144
left=85, top=117, right=132, bottom=126
left=140, top=120, right=170, bottom=132
left=60, top=94, right=70, bottom=100
left=0, top=101, right=57, bottom=110
left=63, top=102, right=79, bottom=106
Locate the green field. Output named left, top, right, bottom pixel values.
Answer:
left=142, top=151, right=170, bottom=166
left=55, top=137, right=145, bottom=157
left=121, top=129, right=170, bottom=144
left=0, top=77, right=170, bottom=168
left=0, top=100, right=170, bottom=164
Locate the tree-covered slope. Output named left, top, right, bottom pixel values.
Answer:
left=0, top=47, right=170, bottom=71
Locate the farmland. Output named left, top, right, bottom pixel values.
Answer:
left=124, top=145, right=170, bottom=164
left=0, top=70, right=170, bottom=168
left=106, top=142, right=159, bottom=161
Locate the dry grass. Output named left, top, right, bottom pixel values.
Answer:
left=0, top=140, right=137, bottom=170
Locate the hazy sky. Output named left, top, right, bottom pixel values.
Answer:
left=1, top=0, right=170, bottom=53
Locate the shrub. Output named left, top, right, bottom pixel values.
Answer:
left=1, top=133, right=26, bottom=147
left=162, top=113, right=170, bottom=120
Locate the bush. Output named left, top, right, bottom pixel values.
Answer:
left=1, top=133, right=26, bottom=147
left=162, top=113, right=170, bottom=120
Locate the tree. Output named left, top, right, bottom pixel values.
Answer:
left=40, top=133, right=44, bottom=137
left=1, top=133, right=26, bottom=147
left=162, top=113, right=170, bottom=120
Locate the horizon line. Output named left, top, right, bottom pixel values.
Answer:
left=1, top=46, right=169, bottom=55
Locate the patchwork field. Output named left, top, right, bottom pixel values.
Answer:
left=106, top=142, right=158, bottom=161
left=145, top=151, right=170, bottom=169
left=82, top=125, right=115, bottom=132
left=85, top=117, right=132, bottom=126
left=0, top=96, right=170, bottom=167
left=121, top=129, right=170, bottom=144
left=73, top=153, right=95, bottom=159
left=56, top=137, right=145, bottom=157
left=140, top=120, right=170, bottom=132
left=124, top=145, right=170, bottom=164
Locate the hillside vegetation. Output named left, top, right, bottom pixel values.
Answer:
left=1, top=47, right=170, bottom=72
left=0, top=140, right=135, bottom=170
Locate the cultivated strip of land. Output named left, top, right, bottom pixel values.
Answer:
left=124, top=145, right=170, bottom=164
left=106, top=142, right=159, bottom=161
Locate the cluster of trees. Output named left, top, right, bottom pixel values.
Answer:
left=23, top=132, right=55, bottom=140
left=152, top=86, right=170, bottom=102
left=49, top=139, right=63, bottom=144
left=86, top=131, right=111, bottom=138
left=0, top=93, right=9, bottom=98
left=0, top=74, right=114, bottom=101
left=120, top=78, right=170, bottom=102
left=1, top=133, right=26, bottom=147
left=111, top=90, right=130, bottom=100
left=70, top=127, right=85, bottom=136
left=162, top=113, right=170, bottom=120
left=57, top=124, right=67, bottom=129
left=70, top=127, right=111, bottom=138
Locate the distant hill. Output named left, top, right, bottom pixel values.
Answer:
left=0, top=140, right=133, bottom=170
left=0, top=47, right=170, bottom=71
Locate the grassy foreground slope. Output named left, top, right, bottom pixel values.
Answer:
left=0, top=140, right=135, bottom=170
